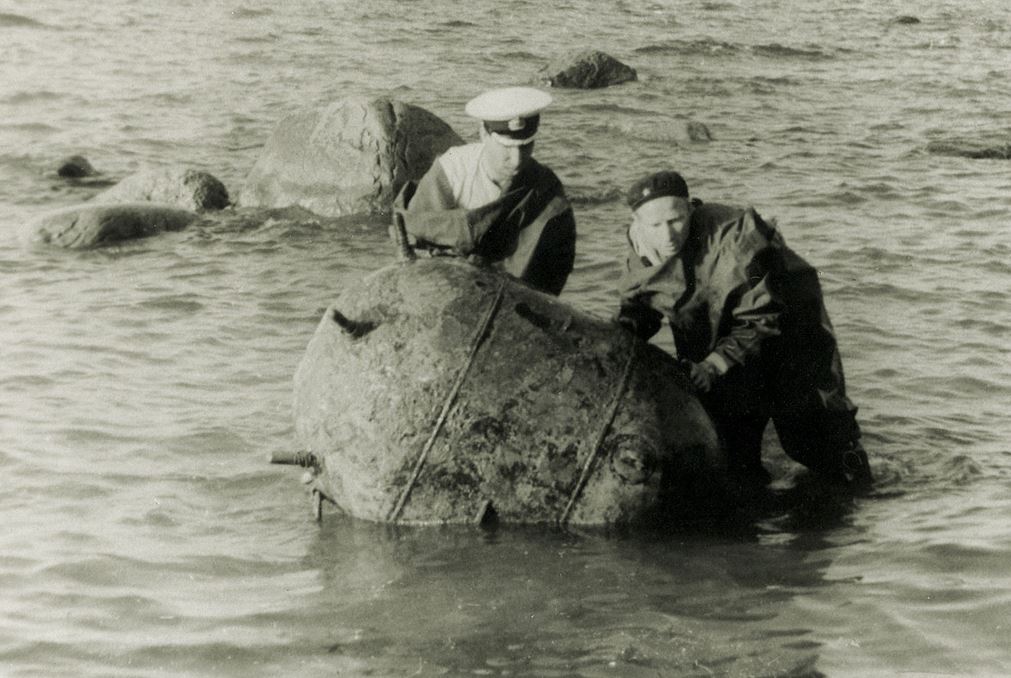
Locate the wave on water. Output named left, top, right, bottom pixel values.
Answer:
left=567, top=186, right=625, bottom=207
left=634, top=38, right=837, bottom=60
left=787, top=180, right=907, bottom=206
left=142, top=91, right=196, bottom=106
left=752, top=42, right=837, bottom=60
left=233, top=34, right=280, bottom=44
left=912, top=37, right=960, bottom=50
left=230, top=7, right=273, bottom=19
left=495, top=50, right=543, bottom=62
left=751, top=75, right=799, bottom=87
left=566, top=101, right=656, bottom=117
left=603, top=118, right=713, bottom=145
left=180, top=208, right=394, bottom=252
left=634, top=39, right=739, bottom=56
left=0, top=12, right=48, bottom=28
left=134, top=294, right=205, bottom=314
left=936, top=453, right=985, bottom=486
left=0, top=122, right=60, bottom=133
left=439, top=20, right=479, bottom=28
left=1, top=91, right=67, bottom=105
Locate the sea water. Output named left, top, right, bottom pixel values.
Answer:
left=1, top=1, right=1009, bottom=675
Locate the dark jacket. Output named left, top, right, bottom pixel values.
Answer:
left=617, top=202, right=856, bottom=418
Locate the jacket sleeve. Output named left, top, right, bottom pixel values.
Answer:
left=705, top=212, right=783, bottom=373
left=397, top=160, right=527, bottom=254
left=520, top=201, right=576, bottom=296
left=615, top=248, right=665, bottom=340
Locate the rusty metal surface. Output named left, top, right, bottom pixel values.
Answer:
left=293, top=258, right=721, bottom=525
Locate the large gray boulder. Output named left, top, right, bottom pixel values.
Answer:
left=538, top=50, right=638, bottom=89
left=239, top=97, right=463, bottom=217
left=94, top=167, right=230, bottom=211
left=21, top=203, right=197, bottom=249
left=289, top=257, right=722, bottom=526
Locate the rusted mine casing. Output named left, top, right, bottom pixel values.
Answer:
left=293, top=258, right=722, bottom=526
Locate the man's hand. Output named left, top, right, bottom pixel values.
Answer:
left=468, top=188, right=530, bottom=239
left=689, top=360, right=720, bottom=393
left=614, top=314, right=638, bottom=334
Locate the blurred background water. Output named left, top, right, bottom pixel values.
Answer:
left=1, top=0, right=1010, bottom=675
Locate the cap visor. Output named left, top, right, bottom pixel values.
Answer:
left=489, top=132, right=536, bottom=147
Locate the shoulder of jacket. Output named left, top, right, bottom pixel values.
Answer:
left=694, top=204, right=778, bottom=255
left=524, top=159, right=564, bottom=194
left=691, top=201, right=746, bottom=226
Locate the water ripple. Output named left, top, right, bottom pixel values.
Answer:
left=2, top=1, right=1011, bottom=675
left=0, top=12, right=49, bottom=28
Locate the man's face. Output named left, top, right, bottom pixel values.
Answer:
left=631, top=195, right=693, bottom=260
left=480, top=128, right=534, bottom=188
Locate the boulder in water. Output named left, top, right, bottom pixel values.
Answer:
left=290, top=257, right=722, bottom=526
left=56, top=155, right=98, bottom=179
left=684, top=120, right=713, bottom=142
left=926, top=136, right=1011, bottom=160
left=21, top=203, right=197, bottom=249
left=94, top=167, right=230, bottom=211
left=538, top=50, right=638, bottom=89
left=607, top=119, right=713, bottom=146
left=239, top=97, right=463, bottom=217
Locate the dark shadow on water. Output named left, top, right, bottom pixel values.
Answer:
left=287, top=474, right=868, bottom=677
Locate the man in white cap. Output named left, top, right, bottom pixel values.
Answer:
left=394, top=86, right=576, bottom=296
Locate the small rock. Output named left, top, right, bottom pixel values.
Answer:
left=22, top=203, right=197, bottom=249
left=94, top=167, right=230, bottom=211
left=538, top=50, right=637, bottom=89
left=56, top=155, right=97, bottom=178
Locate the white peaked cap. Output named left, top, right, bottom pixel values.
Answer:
left=464, top=87, right=553, bottom=121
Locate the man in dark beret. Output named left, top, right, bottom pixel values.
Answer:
left=616, top=170, right=872, bottom=486
left=393, top=86, right=576, bottom=296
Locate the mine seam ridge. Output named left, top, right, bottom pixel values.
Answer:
left=392, top=210, right=415, bottom=261
left=387, top=279, right=508, bottom=523
left=558, top=341, right=637, bottom=525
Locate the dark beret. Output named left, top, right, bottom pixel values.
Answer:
left=626, top=171, right=689, bottom=210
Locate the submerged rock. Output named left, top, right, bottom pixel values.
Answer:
left=56, top=155, right=98, bottom=179
left=94, top=167, right=230, bottom=211
left=538, top=50, right=638, bottom=89
left=926, top=137, right=1011, bottom=160
left=291, top=258, right=722, bottom=526
left=606, top=119, right=713, bottom=146
left=685, top=120, right=713, bottom=142
left=239, top=97, right=463, bottom=217
left=21, top=203, right=197, bottom=248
